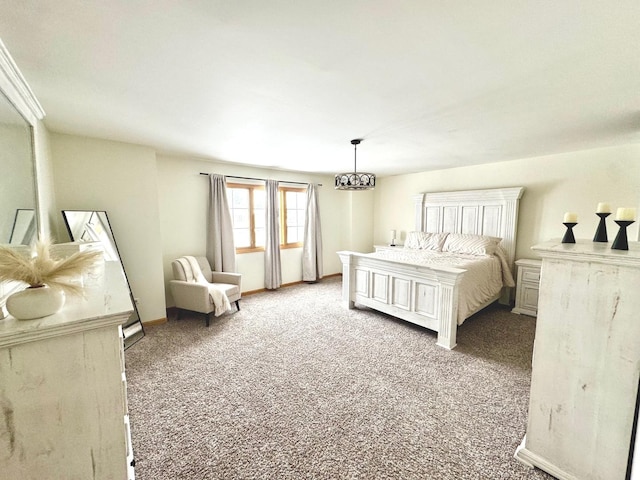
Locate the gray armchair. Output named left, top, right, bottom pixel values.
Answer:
left=170, top=256, right=241, bottom=327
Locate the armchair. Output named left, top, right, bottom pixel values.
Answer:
left=170, top=256, right=241, bottom=327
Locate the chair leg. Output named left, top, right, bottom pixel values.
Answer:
left=176, top=308, right=182, bottom=320
left=206, top=313, right=211, bottom=327
left=235, top=300, right=241, bottom=311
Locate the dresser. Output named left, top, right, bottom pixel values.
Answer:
left=515, top=240, right=640, bottom=480
left=0, top=277, right=135, bottom=479
left=511, top=258, right=542, bottom=317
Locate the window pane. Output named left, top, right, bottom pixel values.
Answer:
left=285, top=191, right=296, bottom=208
left=233, top=209, right=249, bottom=228
left=235, top=228, right=251, bottom=248
left=255, top=227, right=265, bottom=247
left=297, top=210, right=306, bottom=226
left=231, top=189, right=249, bottom=208
left=254, top=190, right=265, bottom=209
left=254, top=208, right=265, bottom=228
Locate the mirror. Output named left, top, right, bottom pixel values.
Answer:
left=62, top=210, right=145, bottom=349
left=0, top=89, right=37, bottom=245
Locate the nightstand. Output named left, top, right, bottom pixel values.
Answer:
left=373, top=244, right=403, bottom=252
left=512, top=258, right=542, bottom=317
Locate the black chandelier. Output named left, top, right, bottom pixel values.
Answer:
left=334, top=139, right=376, bottom=190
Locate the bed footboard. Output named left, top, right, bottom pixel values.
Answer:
left=337, top=251, right=466, bottom=349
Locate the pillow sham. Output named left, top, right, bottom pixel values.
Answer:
left=442, top=233, right=502, bottom=256
left=404, top=231, right=449, bottom=251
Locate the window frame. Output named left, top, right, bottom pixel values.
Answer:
left=226, top=182, right=265, bottom=254
left=226, top=183, right=307, bottom=254
left=279, top=186, right=306, bottom=249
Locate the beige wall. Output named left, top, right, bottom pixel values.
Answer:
left=156, top=154, right=346, bottom=301
left=44, top=130, right=639, bottom=322
left=373, top=144, right=640, bottom=261
left=50, top=134, right=166, bottom=323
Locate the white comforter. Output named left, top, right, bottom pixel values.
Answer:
left=368, top=248, right=515, bottom=325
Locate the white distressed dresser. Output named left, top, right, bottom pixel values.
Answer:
left=515, top=239, right=640, bottom=480
left=0, top=275, right=135, bottom=479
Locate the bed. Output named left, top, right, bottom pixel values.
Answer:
left=337, top=187, right=524, bottom=349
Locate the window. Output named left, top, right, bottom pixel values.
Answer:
left=227, top=183, right=265, bottom=253
left=280, top=187, right=306, bottom=248
left=226, top=183, right=306, bottom=253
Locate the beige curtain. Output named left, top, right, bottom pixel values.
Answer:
left=264, top=179, right=282, bottom=289
left=302, top=184, right=323, bottom=282
left=206, top=174, right=236, bottom=272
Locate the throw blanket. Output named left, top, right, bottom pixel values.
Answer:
left=178, top=256, right=231, bottom=317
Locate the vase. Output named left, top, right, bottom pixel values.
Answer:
left=6, top=285, right=66, bottom=320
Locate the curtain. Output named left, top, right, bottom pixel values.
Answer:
left=264, top=179, right=282, bottom=289
left=206, top=174, right=236, bottom=272
left=302, top=184, right=323, bottom=282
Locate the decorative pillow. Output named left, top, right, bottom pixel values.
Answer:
left=404, top=231, right=449, bottom=251
left=442, top=233, right=502, bottom=256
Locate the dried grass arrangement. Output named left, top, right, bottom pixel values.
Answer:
left=0, top=240, right=103, bottom=295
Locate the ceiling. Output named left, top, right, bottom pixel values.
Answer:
left=1, top=1, right=639, bottom=177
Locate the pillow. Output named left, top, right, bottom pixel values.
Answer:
left=404, top=231, right=449, bottom=251
left=442, top=233, right=502, bottom=256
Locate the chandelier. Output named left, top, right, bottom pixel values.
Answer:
left=334, top=139, right=376, bottom=190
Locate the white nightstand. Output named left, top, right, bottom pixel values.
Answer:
left=512, top=258, right=542, bottom=317
left=373, top=244, right=403, bottom=252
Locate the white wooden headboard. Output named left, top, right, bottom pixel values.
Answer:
left=413, top=187, right=525, bottom=270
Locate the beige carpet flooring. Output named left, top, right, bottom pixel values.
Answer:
left=125, top=276, right=552, bottom=479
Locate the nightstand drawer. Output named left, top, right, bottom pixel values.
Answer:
left=512, top=259, right=542, bottom=317
left=522, top=270, right=540, bottom=284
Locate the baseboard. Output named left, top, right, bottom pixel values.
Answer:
left=242, top=273, right=342, bottom=297
left=514, top=438, right=580, bottom=480
left=142, top=317, right=168, bottom=326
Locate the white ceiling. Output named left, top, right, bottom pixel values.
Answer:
left=1, top=1, right=639, bottom=177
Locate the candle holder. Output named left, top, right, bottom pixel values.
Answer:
left=611, top=220, right=635, bottom=251
left=562, top=222, right=577, bottom=244
left=593, top=212, right=610, bottom=242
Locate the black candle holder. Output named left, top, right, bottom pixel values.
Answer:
left=593, top=212, right=610, bottom=242
left=562, top=222, right=577, bottom=244
left=611, top=220, right=635, bottom=251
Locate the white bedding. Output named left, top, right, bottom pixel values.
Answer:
left=368, top=248, right=515, bottom=325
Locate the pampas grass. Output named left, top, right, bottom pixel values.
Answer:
left=0, top=240, right=103, bottom=295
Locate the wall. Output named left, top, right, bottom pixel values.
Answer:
left=50, top=134, right=166, bottom=322
left=156, top=154, right=347, bottom=303
left=373, top=144, right=640, bottom=261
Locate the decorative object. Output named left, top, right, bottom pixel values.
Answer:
left=612, top=221, right=634, bottom=251
left=593, top=203, right=611, bottom=242
left=611, top=207, right=637, bottom=251
left=594, top=214, right=610, bottom=242
left=0, top=240, right=102, bottom=320
left=390, top=229, right=396, bottom=246
left=334, top=139, right=376, bottom=190
left=562, top=222, right=577, bottom=244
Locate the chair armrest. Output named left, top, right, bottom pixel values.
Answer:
left=169, top=280, right=212, bottom=313
left=210, top=272, right=242, bottom=290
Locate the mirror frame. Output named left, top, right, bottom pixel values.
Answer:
left=0, top=38, right=45, bottom=240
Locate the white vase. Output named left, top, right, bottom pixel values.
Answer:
left=6, top=285, right=66, bottom=320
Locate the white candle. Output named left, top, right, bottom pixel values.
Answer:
left=615, top=207, right=636, bottom=221
left=563, top=212, right=578, bottom=223
left=596, top=202, right=611, bottom=214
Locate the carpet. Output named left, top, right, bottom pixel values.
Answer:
left=125, top=276, right=552, bottom=479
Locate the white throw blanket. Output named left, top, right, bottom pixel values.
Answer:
left=179, top=256, right=231, bottom=317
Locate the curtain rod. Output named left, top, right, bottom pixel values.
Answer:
left=199, top=173, right=322, bottom=187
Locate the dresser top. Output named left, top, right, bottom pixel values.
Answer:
left=0, top=276, right=133, bottom=348
left=532, top=239, right=640, bottom=267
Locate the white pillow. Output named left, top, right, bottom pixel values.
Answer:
left=404, top=231, right=449, bottom=251
left=442, top=233, right=502, bottom=256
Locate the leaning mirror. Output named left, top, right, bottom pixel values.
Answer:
left=62, top=210, right=144, bottom=349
